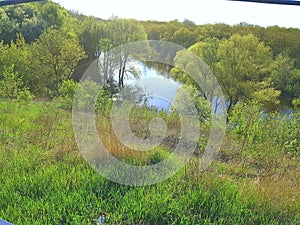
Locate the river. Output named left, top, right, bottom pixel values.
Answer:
left=124, top=61, right=295, bottom=116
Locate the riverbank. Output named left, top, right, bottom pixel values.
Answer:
left=0, top=100, right=298, bottom=224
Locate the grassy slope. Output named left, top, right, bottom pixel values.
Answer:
left=0, top=100, right=299, bottom=224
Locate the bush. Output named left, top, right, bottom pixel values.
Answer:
left=17, top=89, right=35, bottom=102
left=72, top=79, right=113, bottom=113
left=230, top=101, right=300, bottom=172
left=0, top=65, right=34, bottom=102
left=95, top=88, right=113, bottom=114
left=58, top=79, right=78, bottom=110
left=171, top=84, right=211, bottom=122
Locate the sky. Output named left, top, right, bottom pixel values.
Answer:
left=52, top=0, right=300, bottom=28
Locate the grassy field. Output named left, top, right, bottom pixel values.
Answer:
left=0, top=100, right=299, bottom=224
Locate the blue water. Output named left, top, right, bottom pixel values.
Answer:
left=125, top=62, right=294, bottom=116
left=126, top=62, right=181, bottom=112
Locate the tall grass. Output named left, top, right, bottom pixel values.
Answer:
left=0, top=100, right=299, bottom=224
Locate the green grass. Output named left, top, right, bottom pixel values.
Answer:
left=0, top=100, right=299, bottom=224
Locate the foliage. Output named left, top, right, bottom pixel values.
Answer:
left=17, top=89, right=35, bottom=102
left=230, top=101, right=265, bottom=150
left=31, top=28, right=86, bottom=96
left=230, top=101, right=300, bottom=170
left=72, top=79, right=113, bottom=113
left=189, top=38, right=220, bottom=74
left=97, top=38, right=117, bottom=84
left=263, top=26, right=300, bottom=68
left=0, top=3, right=299, bottom=224
left=0, top=1, right=72, bottom=44
left=292, top=98, right=300, bottom=108
left=269, top=53, right=299, bottom=100
left=173, top=33, right=279, bottom=114
left=171, top=84, right=211, bottom=122
left=161, top=27, right=197, bottom=48
left=0, top=65, right=34, bottom=101
left=39, top=1, right=70, bottom=29
left=0, top=3, right=44, bottom=44
left=72, top=79, right=100, bottom=111
left=216, top=34, right=273, bottom=113
left=59, top=79, right=78, bottom=100
left=196, top=24, right=232, bottom=41
left=57, top=79, right=78, bottom=110
left=105, top=17, right=148, bottom=87
left=0, top=1, right=299, bottom=103
left=0, top=35, right=34, bottom=92
left=251, top=79, right=281, bottom=106
left=95, top=88, right=113, bottom=114
left=77, top=16, right=106, bottom=59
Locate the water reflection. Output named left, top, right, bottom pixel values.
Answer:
left=125, top=62, right=181, bottom=112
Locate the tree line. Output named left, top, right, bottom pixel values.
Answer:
left=0, top=0, right=299, bottom=113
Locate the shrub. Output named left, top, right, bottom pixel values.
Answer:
left=0, top=65, right=34, bottom=101
left=58, top=79, right=78, bottom=110
left=230, top=101, right=300, bottom=172
left=171, top=84, right=211, bottom=122
left=17, top=89, right=35, bottom=102
left=72, top=79, right=113, bottom=113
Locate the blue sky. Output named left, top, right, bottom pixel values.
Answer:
left=53, top=0, right=300, bottom=28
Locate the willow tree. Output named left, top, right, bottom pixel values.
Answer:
left=171, top=34, right=281, bottom=114
left=104, top=17, right=148, bottom=88
left=215, top=34, right=275, bottom=113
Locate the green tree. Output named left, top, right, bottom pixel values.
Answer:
left=171, top=84, right=211, bottom=121
left=262, top=26, right=300, bottom=68
left=160, top=27, right=197, bottom=48
left=270, top=54, right=295, bottom=90
left=40, top=1, right=70, bottom=29
left=0, top=41, right=9, bottom=69
left=171, top=34, right=278, bottom=115
left=215, top=34, right=273, bottom=113
left=189, top=38, right=221, bottom=74
left=159, top=20, right=184, bottom=42
left=32, top=28, right=86, bottom=96
left=188, top=38, right=223, bottom=111
left=97, top=38, right=116, bottom=84
left=269, top=53, right=299, bottom=100
left=0, top=2, right=51, bottom=44
left=170, top=48, right=222, bottom=114
left=195, top=24, right=231, bottom=41
left=231, top=23, right=265, bottom=41
left=141, top=21, right=167, bottom=40
left=0, top=35, right=35, bottom=94
left=72, top=16, right=106, bottom=81
left=251, top=79, right=281, bottom=107
left=78, top=16, right=106, bottom=59
left=0, top=65, right=23, bottom=98
left=106, top=17, right=147, bottom=88
left=0, top=65, right=33, bottom=101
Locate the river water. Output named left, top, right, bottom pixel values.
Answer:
left=125, top=62, right=181, bottom=112
left=125, top=61, right=294, bottom=116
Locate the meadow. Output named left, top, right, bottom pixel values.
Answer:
left=0, top=1, right=300, bottom=224
left=0, top=99, right=299, bottom=224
